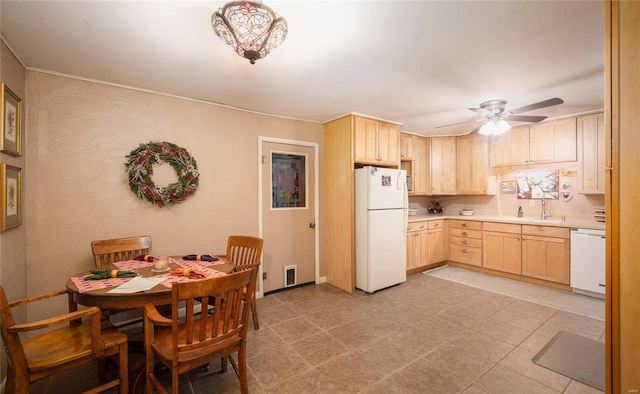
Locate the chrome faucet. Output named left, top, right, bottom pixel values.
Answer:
left=540, top=194, right=551, bottom=219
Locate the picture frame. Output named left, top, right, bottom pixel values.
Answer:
left=1, top=164, right=22, bottom=231
left=0, top=83, right=22, bottom=157
left=501, top=180, right=517, bottom=194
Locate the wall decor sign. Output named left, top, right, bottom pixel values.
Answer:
left=0, top=83, right=22, bottom=156
left=125, top=141, right=199, bottom=207
left=500, top=180, right=517, bottom=194
left=516, top=170, right=559, bottom=199
left=0, top=164, right=22, bottom=231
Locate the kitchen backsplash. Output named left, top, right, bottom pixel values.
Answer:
left=409, top=169, right=605, bottom=222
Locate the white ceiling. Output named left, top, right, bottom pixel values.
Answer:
left=0, top=1, right=604, bottom=136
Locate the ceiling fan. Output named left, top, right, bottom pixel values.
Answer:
left=437, top=97, right=564, bottom=135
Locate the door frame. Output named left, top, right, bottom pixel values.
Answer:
left=257, top=137, right=320, bottom=298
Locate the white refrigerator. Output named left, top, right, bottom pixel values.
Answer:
left=355, top=166, right=407, bottom=293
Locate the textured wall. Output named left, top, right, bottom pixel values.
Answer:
left=0, top=43, right=27, bottom=306
left=25, top=71, right=324, bottom=319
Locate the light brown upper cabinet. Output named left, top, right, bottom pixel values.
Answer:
left=529, top=117, right=577, bottom=163
left=577, top=112, right=605, bottom=194
left=430, top=136, right=457, bottom=195
left=401, top=133, right=414, bottom=160
left=456, top=133, right=491, bottom=194
left=491, top=117, right=577, bottom=167
left=354, top=116, right=400, bottom=167
left=491, top=125, right=531, bottom=167
left=413, top=136, right=430, bottom=195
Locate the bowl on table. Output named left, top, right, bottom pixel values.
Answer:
left=408, top=208, right=418, bottom=216
left=460, top=209, right=474, bottom=216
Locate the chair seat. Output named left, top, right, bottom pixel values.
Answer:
left=23, top=323, right=127, bottom=372
left=151, top=316, right=242, bottom=368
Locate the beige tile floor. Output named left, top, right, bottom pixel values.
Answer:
left=32, top=267, right=605, bottom=393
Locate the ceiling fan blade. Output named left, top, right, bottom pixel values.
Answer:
left=508, top=97, right=564, bottom=115
left=506, top=115, right=548, bottom=123
left=435, top=118, right=484, bottom=129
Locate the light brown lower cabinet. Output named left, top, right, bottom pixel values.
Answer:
left=406, top=220, right=444, bottom=270
left=449, top=220, right=482, bottom=266
left=428, top=224, right=444, bottom=264
left=482, top=222, right=522, bottom=274
left=406, top=225, right=427, bottom=270
left=521, top=225, right=570, bottom=285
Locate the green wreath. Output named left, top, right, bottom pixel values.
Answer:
left=125, top=141, right=199, bottom=207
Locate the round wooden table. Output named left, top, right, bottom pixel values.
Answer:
left=66, top=261, right=235, bottom=310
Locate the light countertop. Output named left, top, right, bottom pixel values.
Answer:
left=408, top=214, right=605, bottom=230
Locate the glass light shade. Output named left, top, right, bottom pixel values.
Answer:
left=212, top=1, right=288, bottom=64
left=478, top=120, right=496, bottom=135
left=494, top=120, right=511, bottom=135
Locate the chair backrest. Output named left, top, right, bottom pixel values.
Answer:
left=169, top=269, right=256, bottom=359
left=225, top=235, right=263, bottom=269
left=91, top=235, right=151, bottom=268
left=0, top=287, right=27, bottom=374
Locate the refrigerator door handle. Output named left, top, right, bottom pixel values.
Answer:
left=403, top=174, right=408, bottom=239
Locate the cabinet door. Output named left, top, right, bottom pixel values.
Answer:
left=483, top=231, right=522, bottom=274
left=378, top=122, right=400, bottom=166
left=491, top=126, right=530, bottom=167
left=406, top=230, right=429, bottom=270
left=577, top=113, right=605, bottom=193
left=354, top=117, right=379, bottom=164
left=456, top=134, right=490, bottom=194
left=529, top=118, right=577, bottom=163
left=430, top=136, right=456, bottom=194
left=401, top=133, right=415, bottom=160
left=428, top=228, right=444, bottom=264
left=522, top=235, right=570, bottom=284
left=413, top=137, right=430, bottom=195
left=406, top=232, right=419, bottom=270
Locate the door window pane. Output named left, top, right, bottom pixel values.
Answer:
left=272, top=153, right=305, bottom=208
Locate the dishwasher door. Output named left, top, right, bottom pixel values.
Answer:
left=570, top=228, right=605, bottom=297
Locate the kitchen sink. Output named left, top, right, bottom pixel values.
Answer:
left=530, top=217, right=565, bottom=222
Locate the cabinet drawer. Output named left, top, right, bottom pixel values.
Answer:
left=450, top=245, right=482, bottom=266
left=450, top=236, right=482, bottom=248
left=482, top=222, right=521, bottom=233
left=449, top=220, right=482, bottom=230
left=450, top=228, right=482, bottom=239
left=428, top=220, right=444, bottom=230
left=522, top=225, right=570, bottom=238
left=407, top=221, right=428, bottom=232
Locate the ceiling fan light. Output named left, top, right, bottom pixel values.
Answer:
left=212, top=1, right=288, bottom=64
left=494, top=120, right=511, bottom=135
left=479, top=120, right=496, bottom=135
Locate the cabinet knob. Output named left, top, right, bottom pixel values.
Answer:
left=433, top=223, right=438, bottom=228
left=462, top=240, right=469, bottom=244
left=462, top=223, right=469, bottom=227
left=462, top=248, right=470, bottom=253
left=420, top=225, right=425, bottom=229
left=461, top=231, right=469, bottom=236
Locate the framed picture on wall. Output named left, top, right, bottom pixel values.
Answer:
left=1, top=164, right=22, bottom=231
left=0, top=83, right=22, bottom=157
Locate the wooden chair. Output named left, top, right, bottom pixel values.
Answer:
left=144, top=269, right=256, bottom=394
left=91, top=235, right=152, bottom=268
left=220, top=235, right=263, bottom=330
left=0, top=287, right=129, bottom=393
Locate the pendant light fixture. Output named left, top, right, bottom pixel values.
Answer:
left=212, top=1, right=288, bottom=64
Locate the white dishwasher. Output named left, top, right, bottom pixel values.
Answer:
left=570, top=228, right=605, bottom=298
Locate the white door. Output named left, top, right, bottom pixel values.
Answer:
left=260, top=139, right=317, bottom=294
